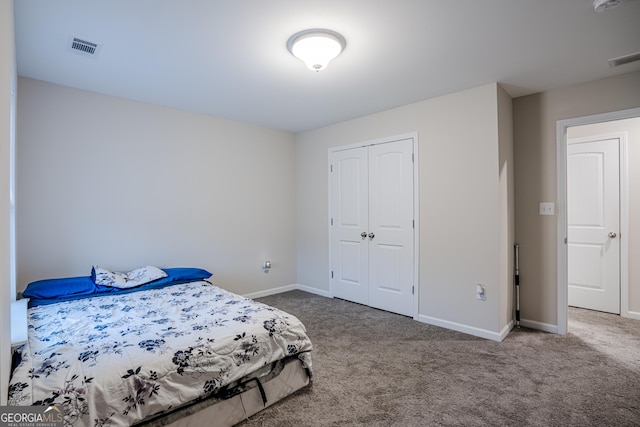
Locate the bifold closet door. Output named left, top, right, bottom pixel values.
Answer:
left=330, top=138, right=414, bottom=316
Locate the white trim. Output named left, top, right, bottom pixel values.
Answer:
left=10, top=58, right=16, bottom=302
left=327, top=148, right=333, bottom=297
left=295, top=284, right=333, bottom=298
left=412, top=134, right=420, bottom=321
left=620, top=135, right=630, bottom=319
left=626, top=310, right=640, bottom=321
left=328, top=132, right=420, bottom=319
left=243, top=284, right=297, bottom=299
left=418, top=315, right=511, bottom=342
left=246, top=285, right=520, bottom=342
left=556, top=120, right=568, bottom=335
left=499, top=321, right=514, bottom=341
left=556, top=107, right=640, bottom=335
left=243, top=284, right=333, bottom=300
left=329, top=132, right=419, bottom=153
left=519, top=318, right=558, bottom=334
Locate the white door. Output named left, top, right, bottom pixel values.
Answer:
left=330, top=147, right=369, bottom=305
left=368, top=139, right=414, bottom=316
left=330, top=138, right=414, bottom=316
left=567, top=136, right=620, bottom=314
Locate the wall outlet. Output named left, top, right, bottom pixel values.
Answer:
left=476, top=284, right=486, bottom=301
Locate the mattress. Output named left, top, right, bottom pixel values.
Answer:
left=8, top=280, right=313, bottom=426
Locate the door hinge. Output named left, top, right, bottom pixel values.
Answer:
left=412, top=285, right=415, bottom=295
left=564, top=237, right=568, bottom=244
left=413, top=219, right=415, bottom=229
left=331, top=218, right=334, bottom=226
left=331, top=271, right=334, bottom=279
left=330, top=164, right=333, bottom=172
left=412, top=153, right=414, bottom=162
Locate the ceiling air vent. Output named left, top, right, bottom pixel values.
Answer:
left=68, top=37, right=101, bottom=58
left=609, top=52, right=640, bottom=68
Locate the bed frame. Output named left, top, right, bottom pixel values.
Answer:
left=141, top=357, right=310, bottom=427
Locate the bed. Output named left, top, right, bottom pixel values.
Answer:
left=8, top=267, right=313, bottom=427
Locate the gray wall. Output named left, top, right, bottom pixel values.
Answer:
left=498, top=85, right=515, bottom=332
left=513, top=71, right=640, bottom=328
left=16, top=78, right=297, bottom=297
left=296, top=83, right=514, bottom=340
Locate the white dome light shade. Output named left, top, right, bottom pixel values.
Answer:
left=593, top=0, right=623, bottom=11
left=287, top=29, right=346, bottom=72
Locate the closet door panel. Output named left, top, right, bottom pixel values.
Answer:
left=368, top=139, right=414, bottom=316
left=330, top=147, right=369, bottom=305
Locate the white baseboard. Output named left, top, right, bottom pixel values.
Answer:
left=519, top=318, right=558, bottom=334
left=624, top=310, right=640, bottom=321
left=294, top=284, right=332, bottom=298
left=245, top=286, right=542, bottom=343
left=500, top=320, right=514, bottom=341
left=417, top=314, right=507, bottom=342
left=243, top=284, right=332, bottom=300
left=243, top=284, right=297, bottom=299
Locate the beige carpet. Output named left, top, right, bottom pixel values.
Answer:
left=235, top=291, right=640, bottom=427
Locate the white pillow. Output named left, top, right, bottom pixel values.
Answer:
left=93, top=265, right=167, bottom=289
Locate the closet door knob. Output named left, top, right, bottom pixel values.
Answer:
left=368, top=233, right=375, bottom=239
left=361, top=232, right=368, bottom=239
left=608, top=232, right=617, bottom=238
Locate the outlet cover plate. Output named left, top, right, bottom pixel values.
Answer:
left=539, top=202, right=555, bottom=216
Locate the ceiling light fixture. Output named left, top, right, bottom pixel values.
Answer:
left=287, top=29, right=346, bottom=72
left=593, top=0, right=625, bottom=12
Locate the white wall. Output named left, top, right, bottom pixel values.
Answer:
left=513, top=71, right=640, bottom=328
left=567, top=117, right=640, bottom=316
left=17, top=78, right=297, bottom=297
left=296, top=83, right=513, bottom=340
left=0, top=0, right=15, bottom=405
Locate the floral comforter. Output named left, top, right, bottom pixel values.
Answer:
left=8, top=281, right=313, bottom=426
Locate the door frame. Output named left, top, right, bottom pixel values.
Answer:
left=328, top=132, right=420, bottom=320
left=556, top=107, right=640, bottom=334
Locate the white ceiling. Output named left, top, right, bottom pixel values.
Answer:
left=13, top=0, right=640, bottom=133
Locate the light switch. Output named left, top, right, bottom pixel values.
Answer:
left=539, top=202, right=555, bottom=216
